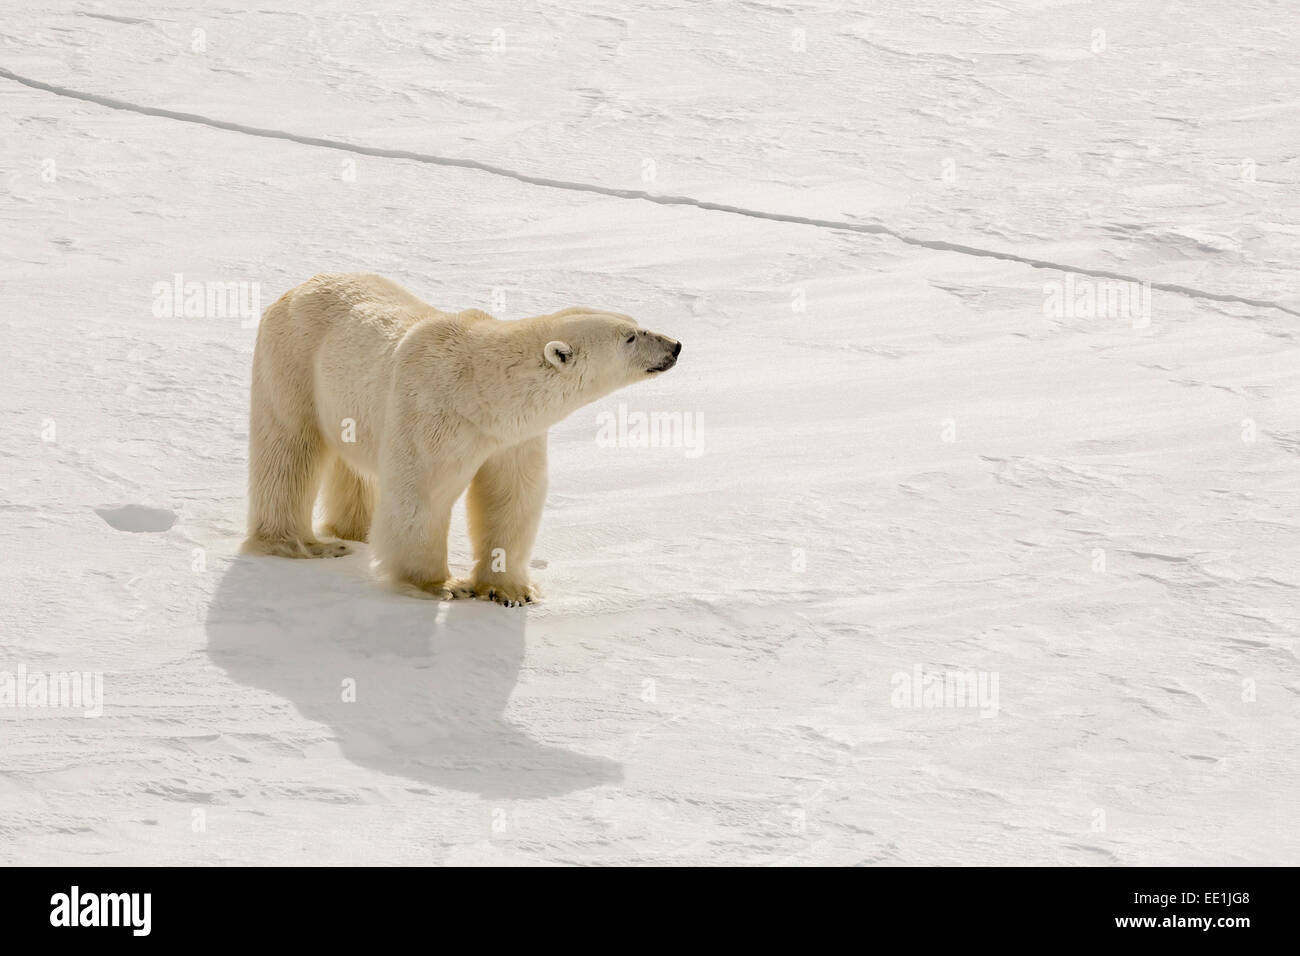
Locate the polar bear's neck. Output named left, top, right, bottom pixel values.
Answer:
left=458, top=317, right=596, bottom=443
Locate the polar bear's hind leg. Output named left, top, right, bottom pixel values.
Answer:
left=321, top=459, right=374, bottom=542
left=243, top=414, right=350, bottom=559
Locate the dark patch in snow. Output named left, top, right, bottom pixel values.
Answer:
left=96, top=505, right=176, bottom=533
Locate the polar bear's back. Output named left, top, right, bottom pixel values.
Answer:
left=252, top=272, right=446, bottom=473
left=292, top=271, right=431, bottom=336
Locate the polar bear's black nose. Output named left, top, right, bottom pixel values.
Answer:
left=672, top=341, right=682, bottom=358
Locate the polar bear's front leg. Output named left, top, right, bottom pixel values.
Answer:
left=371, top=439, right=476, bottom=599
left=461, top=434, right=548, bottom=607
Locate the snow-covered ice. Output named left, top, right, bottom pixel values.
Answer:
left=1, top=1, right=1297, bottom=865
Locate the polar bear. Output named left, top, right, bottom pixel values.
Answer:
left=241, top=273, right=681, bottom=605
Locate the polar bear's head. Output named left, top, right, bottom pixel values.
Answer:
left=468, top=308, right=681, bottom=441
left=540, top=309, right=681, bottom=397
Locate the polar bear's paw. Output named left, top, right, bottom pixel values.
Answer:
left=446, top=579, right=479, bottom=600
left=460, top=579, right=539, bottom=608
left=320, top=523, right=368, bottom=544
left=391, top=575, right=464, bottom=601
left=243, top=535, right=352, bottom=559
left=305, top=539, right=353, bottom=558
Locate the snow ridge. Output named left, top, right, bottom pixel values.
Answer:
left=3, top=64, right=1296, bottom=318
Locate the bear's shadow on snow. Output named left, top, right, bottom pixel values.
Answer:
left=206, top=552, right=622, bottom=799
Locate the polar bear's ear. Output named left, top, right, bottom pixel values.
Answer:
left=544, top=340, right=574, bottom=368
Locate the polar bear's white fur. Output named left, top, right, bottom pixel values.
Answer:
left=242, top=273, right=681, bottom=605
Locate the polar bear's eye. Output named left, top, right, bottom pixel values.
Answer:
left=625, top=333, right=636, bottom=344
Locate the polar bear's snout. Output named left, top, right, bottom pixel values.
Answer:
left=646, top=335, right=682, bottom=374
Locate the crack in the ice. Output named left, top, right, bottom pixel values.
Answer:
left=4, top=66, right=1297, bottom=318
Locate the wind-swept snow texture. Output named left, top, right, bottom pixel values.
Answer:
left=1, top=1, right=1297, bottom=865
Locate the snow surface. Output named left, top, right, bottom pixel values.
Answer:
left=1, top=1, right=1297, bottom=865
